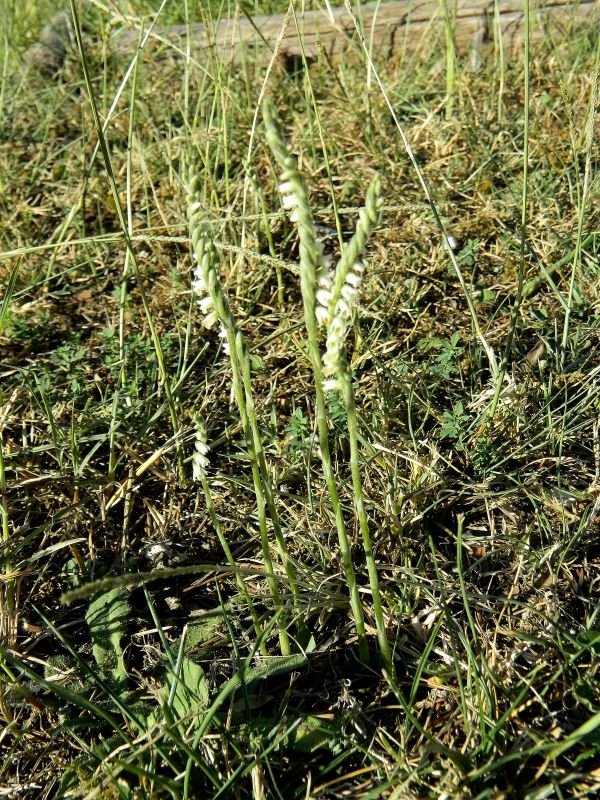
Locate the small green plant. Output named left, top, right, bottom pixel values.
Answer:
left=284, top=406, right=311, bottom=458
left=49, top=335, right=87, bottom=396
left=418, top=331, right=463, bottom=381
left=456, top=238, right=480, bottom=268
left=440, top=400, right=470, bottom=451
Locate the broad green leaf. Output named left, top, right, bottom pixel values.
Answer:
left=85, top=588, right=130, bottom=691
left=147, top=656, right=210, bottom=735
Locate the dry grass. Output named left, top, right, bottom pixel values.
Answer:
left=1, top=2, right=599, bottom=798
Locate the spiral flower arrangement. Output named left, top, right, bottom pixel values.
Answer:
left=263, top=101, right=395, bottom=677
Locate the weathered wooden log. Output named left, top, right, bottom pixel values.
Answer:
left=111, top=0, right=599, bottom=63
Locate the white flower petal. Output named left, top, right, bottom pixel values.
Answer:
left=203, top=310, right=219, bottom=329
left=322, top=377, right=340, bottom=393
left=315, top=306, right=330, bottom=327
left=316, top=288, right=332, bottom=307
left=199, top=295, right=214, bottom=314
left=282, top=193, right=298, bottom=209
left=335, top=298, right=349, bottom=317
left=192, top=276, right=207, bottom=294
left=329, top=316, right=346, bottom=337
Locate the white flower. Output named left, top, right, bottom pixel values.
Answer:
left=192, top=265, right=208, bottom=292
left=316, top=288, right=332, bottom=308
left=192, top=425, right=210, bottom=481
left=282, top=193, right=298, bottom=210
left=199, top=295, right=214, bottom=315
left=203, top=310, right=219, bottom=329
left=315, top=264, right=334, bottom=327
left=321, top=310, right=348, bottom=393
left=345, top=270, right=362, bottom=288
left=322, top=376, right=341, bottom=394
left=316, top=305, right=331, bottom=326
left=317, top=270, right=332, bottom=289
left=335, top=297, right=350, bottom=317
left=341, top=284, right=357, bottom=302
left=218, top=325, right=230, bottom=355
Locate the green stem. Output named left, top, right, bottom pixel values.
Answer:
left=237, top=333, right=301, bottom=607
left=0, top=431, right=15, bottom=644
left=199, top=472, right=267, bottom=656
left=223, top=324, right=291, bottom=657
left=439, top=0, right=456, bottom=118
left=308, top=321, right=368, bottom=663
left=342, top=364, right=395, bottom=678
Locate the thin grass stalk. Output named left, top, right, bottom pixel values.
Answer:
left=0, top=430, right=15, bottom=646
left=236, top=333, right=302, bottom=606
left=560, top=49, right=599, bottom=365
left=0, top=0, right=13, bottom=119
left=245, top=163, right=284, bottom=305
left=0, top=263, right=19, bottom=337
left=238, top=2, right=294, bottom=300
left=188, top=178, right=292, bottom=656
left=263, top=101, right=368, bottom=662
left=118, top=29, right=142, bottom=403
left=207, top=294, right=290, bottom=659
left=483, top=0, right=530, bottom=430
left=456, top=515, right=497, bottom=739
left=438, top=0, right=456, bottom=117
left=289, top=6, right=345, bottom=247
left=341, top=0, right=498, bottom=380
left=61, top=564, right=274, bottom=605
left=68, top=0, right=184, bottom=479
left=493, top=0, right=505, bottom=121
left=192, top=417, right=266, bottom=654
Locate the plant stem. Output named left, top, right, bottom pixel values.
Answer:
left=199, top=472, right=267, bottom=656
left=222, top=320, right=292, bottom=657
left=341, top=365, right=395, bottom=678
left=0, top=430, right=16, bottom=645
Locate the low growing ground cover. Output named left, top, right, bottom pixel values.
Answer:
left=1, top=1, right=599, bottom=797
